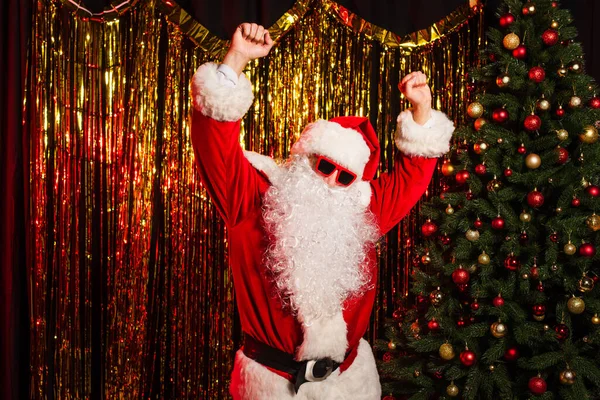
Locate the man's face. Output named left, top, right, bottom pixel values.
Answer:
left=310, top=154, right=357, bottom=187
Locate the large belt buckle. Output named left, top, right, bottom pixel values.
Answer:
left=294, top=357, right=335, bottom=393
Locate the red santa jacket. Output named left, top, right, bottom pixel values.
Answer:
left=190, top=62, right=454, bottom=378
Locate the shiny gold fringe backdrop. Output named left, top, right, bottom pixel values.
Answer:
left=27, top=0, right=482, bottom=398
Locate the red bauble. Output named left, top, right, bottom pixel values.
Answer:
left=524, top=114, right=542, bottom=131
left=499, top=13, right=515, bottom=27
left=587, top=185, right=600, bottom=197
left=504, top=255, right=520, bottom=271
left=555, top=324, right=570, bottom=341
left=474, top=218, right=483, bottom=229
left=571, top=197, right=581, bottom=207
left=471, top=301, right=480, bottom=311
left=457, top=283, right=469, bottom=293
left=504, top=347, right=519, bottom=361
left=466, top=191, right=474, bottom=200
left=421, top=220, right=439, bottom=237
left=383, top=352, right=394, bottom=362
left=492, top=216, right=505, bottom=230
left=590, top=97, right=600, bottom=109
left=556, top=106, right=565, bottom=117
left=460, top=349, right=477, bottom=366
left=556, top=147, right=569, bottom=164
left=519, top=231, right=529, bottom=245
left=537, top=282, right=544, bottom=292
left=532, top=304, right=546, bottom=316
left=493, top=295, right=505, bottom=307
left=512, top=45, right=527, bottom=59
left=457, top=317, right=466, bottom=327
left=428, top=319, right=440, bottom=331
left=382, top=396, right=397, bottom=400
left=530, top=265, right=539, bottom=279
left=579, top=243, right=596, bottom=258
left=542, top=29, right=559, bottom=46
left=492, top=108, right=509, bottom=123
left=475, top=164, right=487, bottom=175
left=518, top=144, right=527, bottom=154
left=528, top=66, right=546, bottom=82
left=452, top=268, right=470, bottom=284
left=550, top=232, right=559, bottom=242
left=474, top=117, right=487, bottom=131
left=504, top=167, right=513, bottom=177
left=527, top=190, right=545, bottom=207
left=440, top=235, right=452, bottom=245
left=455, top=170, right=470, bottom=184
left=529, top=376, right=547, bottom=395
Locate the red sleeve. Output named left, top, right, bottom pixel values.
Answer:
left=191, top=111, right=269, bottom=227
left=369, top=153, right=438, bottom=235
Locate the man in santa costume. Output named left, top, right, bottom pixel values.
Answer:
left=190, top=23, right=454, bottom=399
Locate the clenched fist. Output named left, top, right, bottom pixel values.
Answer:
left=223, top=23, right=274, bottom=75
left=399, top=71, right=432, bottom=125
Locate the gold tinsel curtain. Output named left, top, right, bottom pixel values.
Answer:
left=26, top=0, right=482, bottom=398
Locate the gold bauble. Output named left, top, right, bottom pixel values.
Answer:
left=446, top=204, right=455, bottom=215
left=559, top=369, right=576, bottom=385
left=487, top=178, right=503, bottom=192
left=579, top=276, right=595, bottom=292
left=439, top=343, right=455, bottom=360
left=430, top=288, right=444, bottom=306
left=422, top=254, right=431, bottom=264
left=478, top=251, right=490, bottom=265
left=586, top=214, right=600, bottom=231
left=446, top=383, right=459, bottom=397
left=564, top=242, right=577, bottom=255
left=558, top=66, right=568, bottom=77
left=441, top=162, right=455, bottom=176
left=592, top=314, right=600, bottom=325
left=567, top=296, right=585, bottom=314
left=551, top=20, right=559, bottom=29
left=496, top=73, right=511, bottom=88
left=533, top=314, right=545, bottom=321
left=569, top=61, right=582, bottom=73
left=556, top=128, right=569, bottom=141
left=569, top=95, right=582, bottom=108
left=579, top=125, right=599, bottom=144
left=474, top=117, right=488, bottom=131
left=537, top=98, right=551, bottom=111
left=520, top=211, right=532, bottom=222
left=413, top=370, right=421, bottom=377
left=466, top=229, right=480, bottom=242
left=525, top=153, right=542, bottom=169
left=543, top=324, right=550, bottom=331
left=490, top=321, right=507, bottom=338
left=582, top=177, right=590, bottom=188
left=388, top=341, right=397, bottom=350
left=467, top=102, right=484, bottom=118
left=522, top=273, right=530, bottom=280
left=489, top=365, right=495, bottom=371
left=503, top=33, right=521, bottom=50
left=467, top=264, right=478, bottom=274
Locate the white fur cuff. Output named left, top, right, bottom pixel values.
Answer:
left=191, top=62, right=254, bottom=122
left=394, top=109, right=454, bottom=158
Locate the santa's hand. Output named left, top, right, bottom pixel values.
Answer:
left=399, top=71, right=432, bottom=125
left=223, top=23, right=274, bottom=75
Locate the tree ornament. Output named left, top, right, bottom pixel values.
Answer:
left=493, top=294, right=505, bottom=307
left=452, top=267, right=470, bottom=284
left=441, top=161, right=455, bottom=177
left=430, top=288, right=444, bottom=306
left=475, top=164, right=486, bottom=175
left=555, top=105, right=565, bottom=117
left=457, top=316, right=466, bottom=327
left=528, top=66, right=545, bottom=83
left=558, top=65, right=568, bottom=77
left=519, top=231, right=529, bottom=245
left=579, top=125, right=599, bottom=144
left=467, top=102, right=484, bottom=118
left=492, top=216, right=505, bottom=229
left=471, top=300, right=480, bottom=311
left=524, top=114, right=541, bottom=131
left=527, top=190, right=544, bottom=208
left=520, top=211, right=532, bottom=222
left=503, top=33, right=520, bottom=50
left=504, top=254, right=520, bottom=271
left=382, top=352, right=394, bottom=362
left=503, top=167, right=512, bottom=177
left=564, top=241, right=577, bottom=255
left=473, top=141, right=488, bottom=154
left=478, top=251, right=490, bottom=265
left=446, top=383, right=459, bottom=397
left=496, top=73, right=511, bottom=88
left=578, top=275, right=595, bottom=292
left=567, top=296, right=586, bottom=314
left=387, top=340, right=397, bottom=350
left=413, top=370, right=420, bottom=377
left=455, top=170, right=470, bottom=184
left=490, top=320, right=507, bottom=338
left=504, top=347, right=519, bottom=361
left=532, top=304, right=545, bottom=319
left=512, top=45, right=527, bottom=59
left=525, top=153, right=541, bottom=169
left=421, top=220, right=438, bottom=237
left=466, top=229, right=480, bottom=242
left=550, top=18, right=559, bottom=27
left=536, top=281, right=544, bottom=292
left=571, top=197, right=580, bottom=207
left=440, top=234, right=452, bottom=245
left=579, top=243, right=596, bottom=258
left=487, top=177, right=503, bottom=192
left=550, top=232, right=559, bottom=242
left=529, top=376, right=547, bottom=395
left=537, top=97, right=550, bottom=111
left=474, top=117, right=488, bottom=131
left=587, top=184, right=600, bottom=197
left=559, top=369, right=576, bottom=385
left=460, top=348, right=477, bottom=366
left=542, top=29, right=559, bottom=45
left=569, top=61, right=582, bottom=73
left=590, top=96, right=600, bottom=109
left=522, top=272, right=530, bottom=280
left=492, top=108, right=509, bottom=123
left=556, top=147, right=569, bottom=164
left=382, top=395, right=396, bottom=400
left=421, top=253, right=431, bottom=264
left=466, top=190, right=474, bottom=200
left=531, top=264, right=539, bottom=279
left=592, top=314, right=600, bottom=325
left=439, top=343, right=455, bottom=360
left=555, top=324, right=569, bottom=340
left=499, top=13, right=515, bottom=27
left=445, top=204, right=455, bottom=215
left=392, top=307, right=406, bottom=321
left=522, top=2, right=536, bottom=15
left=569, top=95, right=582, bottom=108
left=467, top=264, right=478, bottom=274
left=586, top=214, right=600, bottom=231
left=556, top=128, right=569, bottom=141
left=428, top=318, right=440, bottom=331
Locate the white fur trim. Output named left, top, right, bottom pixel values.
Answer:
left=354, top=180, right=372, bottom=207
left=191, top=62, right=254, bottom=121
left=297, top=313, right=348, bottom=363
left=394, top=109, right=454, bottom=158
left=243, top=151, right=283, bottom=182
left=291, top=120, right=371, bottom=180
left=230, top=339, right=381, bottom=400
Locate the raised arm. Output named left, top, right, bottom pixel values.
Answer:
left=190, top=23, right=274, bottom=226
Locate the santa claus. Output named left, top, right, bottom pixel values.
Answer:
left=190, top=23, right=454, bottom=399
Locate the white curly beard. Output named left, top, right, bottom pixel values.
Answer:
left=262, top=155, right=379, bottom=324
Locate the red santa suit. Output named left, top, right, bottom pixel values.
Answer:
left=190, top=62, right=454, bottom=400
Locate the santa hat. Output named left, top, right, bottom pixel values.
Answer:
left=290, top=116, right=380, bottom=181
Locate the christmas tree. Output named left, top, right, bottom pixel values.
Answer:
left=376, top=0, right=600, bottom=398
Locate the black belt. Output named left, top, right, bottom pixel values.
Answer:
left=242, top=335, right=348, bottom=393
